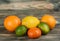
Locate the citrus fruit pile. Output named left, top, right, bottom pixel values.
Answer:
left=4, top=15, right=56, bottom=39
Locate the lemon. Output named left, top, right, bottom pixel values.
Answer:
left=22, top=16, right=40, bottom=28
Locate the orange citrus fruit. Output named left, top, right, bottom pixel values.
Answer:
left=27, top=28, right=41, bottom=39
left=41, top=14, right=56, bottom=30
left=4, top=15, right=21, bottom=32
left=22, top=16, right=40, bottom=28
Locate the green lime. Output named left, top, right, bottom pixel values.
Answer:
left=15, top=25, right=27, bottom=36
left=37, top=22, right=50, bottom=35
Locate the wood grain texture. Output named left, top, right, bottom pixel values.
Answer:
left=0, top=9, right=60, bottom=41
left=0, top=1, right=54, bottom=10
left=0, top=0, right=60, bottom=41
left=0, top=9, right=60, bottom=26
left=0, top=25, right=60, bottom=41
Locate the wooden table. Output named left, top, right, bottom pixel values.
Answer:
left=0, top=9, right=60, bottom=41
left=0, top=0, right=60, bottom=41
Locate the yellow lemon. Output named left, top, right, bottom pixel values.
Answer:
left=22, top=16, right=40, bottom=28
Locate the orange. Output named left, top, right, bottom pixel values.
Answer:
left=4, top=15, right=21, bottom=32
left=22, top=16, right=40, bottom=28
left=27, top=28, right=41, bottom=39
left=41, top=14, right=56, bottom=30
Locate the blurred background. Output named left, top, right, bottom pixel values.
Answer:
left=0, top=0, right=60, bottom=3
left=0, top=0, right=60, bottom=26
left=0, top=0, right=60, bottom=41
left=0, top=0, right=60, bottom=10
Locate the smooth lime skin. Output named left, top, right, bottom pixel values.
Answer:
left=38, top=22, right=50, bottom=35
left=15, top=25, right=27, bottom=36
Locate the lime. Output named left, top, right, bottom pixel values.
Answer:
left=15, top=25, right=27, bottom=36
left=22, top=16, right=40, bottom=28
left=38, top=22, right=50, bottom=35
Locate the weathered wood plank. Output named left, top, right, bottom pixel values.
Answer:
left=0, top=10, right=60, bottom=26
left=0, top=34, right=60, bottom=41
left=0, top=1, right=54, bottom=10
left=0, top=0, right=45, bottom=3
left=0, top=11, right=60, bottom=41
left=0, top=1, right=60, bottom=41
left=0, top=10, right=60, bottom=17
left=0, top=0, right=60, bottom=41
